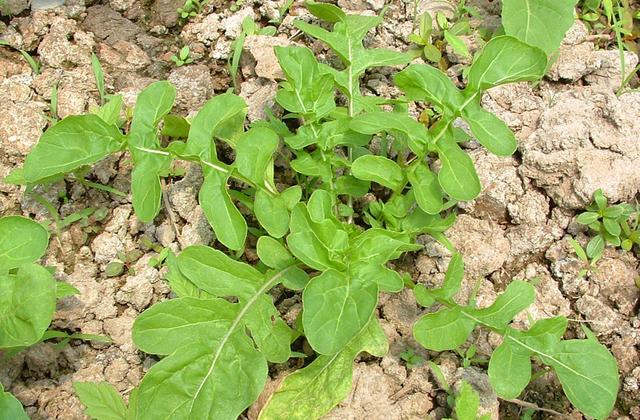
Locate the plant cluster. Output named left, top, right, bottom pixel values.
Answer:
left=0, top=216, right=104, bottom=414
left=414, top=254, right=618, bottom=419
left=408, top=2, right=480, bottom=64
left=575, top=188, right=639, bottom=260
left=3, top=0, right=623, bottom=419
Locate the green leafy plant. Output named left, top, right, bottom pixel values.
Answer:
left=568, top=237, right=601, bottom=278
left=13, top=1, right=621, bottom=419
left=0, top=215, right=89, bottom=416
left=171, top=45, right=194, bottom=67
left=575, top=188, right=637, bottom=259
left=413, top=256, right=619, bottom=419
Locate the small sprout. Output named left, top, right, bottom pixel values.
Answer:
left=575, top=189, right=638, bottom=260
left=105, top=261, right=125, bottom=277
left=400, top=348, right=425, bottom=369
left=171, top=45, right=193, bottom=67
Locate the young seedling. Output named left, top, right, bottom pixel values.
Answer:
left=568, top=237, right=601, bottom=278
left=171, top=45, right=194, bottom=67
left=575, top=188, right=636, bottom=259
left=400, top=347, right=426, bottom=369
left=408, top=12, right=443, bottom=63
left=0, top=39, right=41, bottom=74
left=177, top=0, right=203, bottom=19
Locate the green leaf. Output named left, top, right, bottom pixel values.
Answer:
left=586, top=235, right=605, bottom=259
left=235, top=127, right=279, bottom=188
left=199, top=171, right=247, bottom=250
left=335, top=175, right=370, bottom=197
left=177, top=245, right=262, bottom=299
left=302, top=269, right=378, bottom=354
left=133, top=256, right=296, bottom=419
left=0, top=216, right=49, bottom=270
left=593, top=189, right=607, bottom=210
left=306, top=0, right=346, bottom=22
left=287, top=204, right=347, bottom=271
left=307, top=190, right=335, bottom=223
left=274, top=46, right=335, bottom=119
left=444, top=30, right=470, bottom=58
left=394, top=64, right=466, bottom=112
left=351, top=155, right=404, bottom=191
left=290, top=150, right=333, bottom=181
left=0, top=384, right=28, bottom=420
left=526, top=317, right=569, bottom=340
left=91, top=53, right=106, bottom=102
left=455, top=382, right=480, bottom=420
left=162, top=115, right=190, bottom=138
left=461, top=103, right=518, bottom=156
left=602, top=217, right=621, bottom=236
left=135, top=338, right=265, bottom=420
left=133, top=297, right=238, bottom=355
left=539, top=339, right=619, bottom=420
left=259, top=318, right=387, bottom=420
left=469, top=280, right=535, bottom=329
left=185, top=93, right=247, bottom=161
left=280, top=186, right=302, bottom=210
left=315, top=119, right=371, bottom=149
left=413, top=306, right=476, bottom=351
left=576, top=211, right=600, bottom=225
left=350, top=262, right=404, bottom=293
left=488, top=341, right=532, bottom=399
left=56, top=281, right=80, bottom=299
left=467, top=36, right=547, bottom=91
left=0, top=264, right=56, bottom=348
left=245, top=294, right=293, bottom=363
left=408, top=163, right=444, bottom=214
left=349, top=112, right=430, bottom=155
left=348, top=229, right=421, bottom=265
left=257, top=236, right=295, bottom=269
left=93, top=95, right=124, bottom=125
left=502, top=0, right=577, bottom=55
left=415, top=253, right=465, bottom=307
left=74, top=382, right=128, bottom=420
left=23, top=115, right=124, bottom=183
left=254, top=190, right=290, bottom=238
left=127, top=82, right=176, bottom=222
left=435, top=130, right=481, bottom=201
left=294, top=12, right=409, bottom=113
left=130, top=156, right=169, bottom=222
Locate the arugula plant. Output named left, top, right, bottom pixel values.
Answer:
left=575, top=188, right=638, bottom=259
left=17, top=1, right=620, bottom=419
left=0, top=216, right=84, bottom=417
left=413, top=254, right=619, bottom=420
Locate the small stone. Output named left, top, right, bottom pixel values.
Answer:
left=575, top=295, right=624, bottom=335
left=91, top=232, right=125, bottom=264
left=155, top=222, right=176, bottom=247
left=243, top=35, right=295, bottom=80
left=167, top=64, right=213, bottom=111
